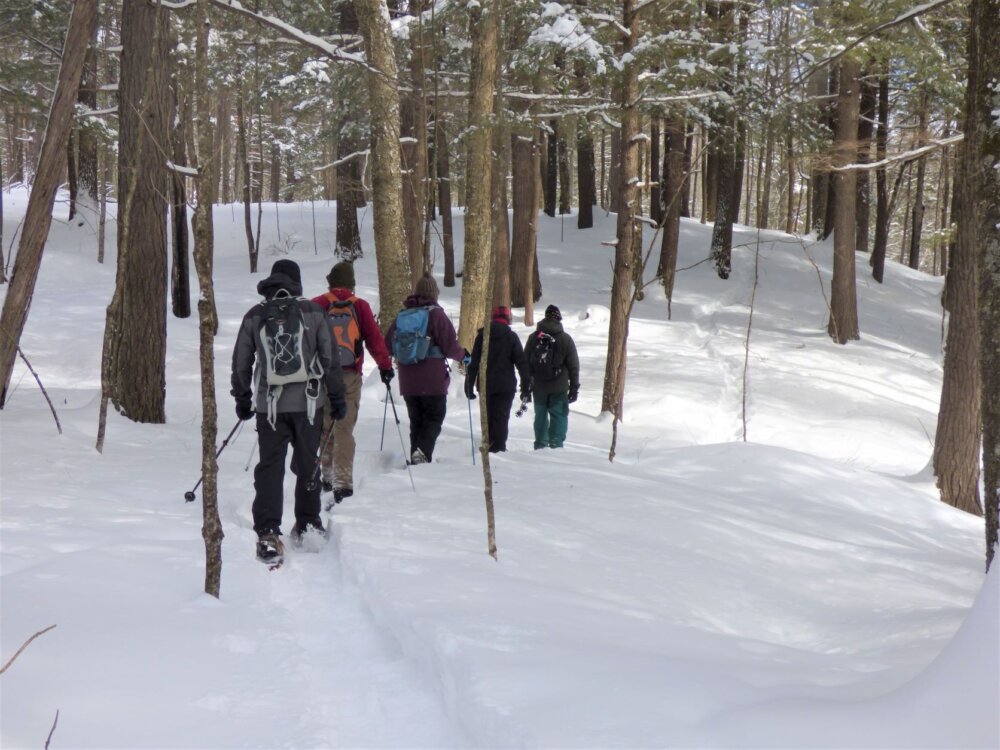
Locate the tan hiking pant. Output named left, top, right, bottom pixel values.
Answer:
left=322, top=369, right=362, bottom=489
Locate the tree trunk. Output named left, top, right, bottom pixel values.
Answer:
left=659, top=119, right=685, bottom=315
left=577, top=120, right=595, bottom=230
left=457, top=0, right=498, bottom=349
left=558, top=120, right=571, bottom=215
left=335, top=127, right=363, bottom=260
left=871, top=67, right=890, bottom=283
left=511, top=125, right=537, bottom=309
left=608, top=127, right=621, bottom=214
left=236, top=88, right=256, bottom=271
left=0, top=0, right=98, bottom=406
left=491, top=76, right=511, bottom=309
left=437, top=114, right=456, bottom=287
left=970, top=0, right=1000, bottom=565
left=828, top=57, right=861, bottom=344
left=908, top=93, right=930, bottom=270
left=855, top=68, right=876, bottom=254
left=104, top=0, right=170, bottom=424
left=601, top=0, right=640, bottom=423
left=170, top=89, right=191, bottom=319
left=544, top=120, right=558, bottom=217
left=192, top=0, right=224, bottom=597
left=650, top=118, right=662, bottom=225
left=355, top=0, right=411, bottom=329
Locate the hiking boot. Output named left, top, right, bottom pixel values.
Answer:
left=410, top=448, right=429, bottom=465
left=333, top=487, right=353, bottom=505
left=255, top=531, right=284, bottom=563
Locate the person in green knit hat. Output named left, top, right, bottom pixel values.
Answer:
left=522, top=304, right=580, bottom=449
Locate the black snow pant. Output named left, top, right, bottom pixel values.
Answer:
left=484, top=391, right=515, bottom=452
left=404, top=394, right=448, bottom=462
left=252, top=410, right=323, bottom=536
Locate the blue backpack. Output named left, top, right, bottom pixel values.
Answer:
left=393, top=306, right=444, bottom=365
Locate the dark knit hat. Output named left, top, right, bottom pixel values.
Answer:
left=492, top=306, right=511, bottom=323
left=413, top=274, right=439, bottom=301
left=270, top=259, right=301, bottom=287
left=326, top=261, right=356, bottom=290
left=544, top=304, right=562, bottom=321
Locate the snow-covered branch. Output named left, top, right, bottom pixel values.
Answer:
left=796, top=0, right=956, bottom=82
left=832, top=134, right=963, bottom=172
left=312, top=149, right=371, bottom=173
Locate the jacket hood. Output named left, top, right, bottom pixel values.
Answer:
left=257, top=272, right=303, bottom=299
left=537, top=317, right=564, bottom=336
left=487, top=320, right=510, bottom=339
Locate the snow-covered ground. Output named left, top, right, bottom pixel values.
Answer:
left=1, top=188, right=996, bottom=749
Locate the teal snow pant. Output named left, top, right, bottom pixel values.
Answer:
left=533, top=391, right=569, bottom=449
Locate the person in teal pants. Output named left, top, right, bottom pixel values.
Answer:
left=522, top=305, right=580, bottom=449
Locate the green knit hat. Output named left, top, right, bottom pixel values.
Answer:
left=326, top=261, right=356, bottom=289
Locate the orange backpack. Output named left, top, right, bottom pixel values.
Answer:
left=324, top=293, right=362, bottom=367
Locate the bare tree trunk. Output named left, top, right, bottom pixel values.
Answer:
left=658, top=119, right=685, bottom=314
left=828, top=57, right=861, bottom=344
left=971, top=0, right=1000, bottom=566
left=335, top=129, right=363, bottom=260
left=217, top=89, right=231, bottom=203
left=558, top=120, right=571, bottom=215
left=511, top=123, right=536, bottom=309
left=650, top=118, right=661, bottom=225
left=170, top=89, right=191, bottom=319
left=908, top=93, right=929, bottom=270
left=457, top=0, right=498, bottom=349
left=0, top=0, right=98, bottom=406
left=855, top=67, right=876, bottom=254
left=871, top=66, right=890, bottom=283
left=354, top=0, right=411, bottom=329
left=491, top=78, right=511, bottom=309
left=577, top=120, right=595, bottom=230
left=437, top=114, right=456, bottom=287
left=236, top=88, right=256, bottom=270
left=601, top=0, right=639, bottom=422
left=543, top=120, right=558, bottom=217
left=191, top=0, right=223, bottom=596
left=103, top=0, right=170, bottom=425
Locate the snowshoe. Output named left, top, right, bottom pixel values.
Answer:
left=290, top=521, right=328, bottom=552
left=256, top=532, right=285, bottom=568
left=325, top=487, right=353, bottom=511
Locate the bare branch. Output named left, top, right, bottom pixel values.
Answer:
left=16, top=347, right=62, bottom=434
left=45, top=710, right=59, bottom=750
left=833, top=134, right=963, bottom=172
left=0, top=625, right=57, bottom=675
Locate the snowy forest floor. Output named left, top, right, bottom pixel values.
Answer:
left=1, top=188, right=997, bottom=749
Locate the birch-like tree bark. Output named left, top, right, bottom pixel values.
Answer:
left=601, top=0, right=640, bottom=424
left=193, top=0, right=224, bottom=597
left=354, top=0, right=410, bottom=329
left=456, top=0, right=498, bottom=349
left=0, top=0, right=98, bottom=406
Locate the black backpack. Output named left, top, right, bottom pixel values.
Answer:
left=529, top=331, right=564, bottom=381
left=259, top=291, right=310, bottom=385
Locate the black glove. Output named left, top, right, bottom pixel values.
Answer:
left=520, top=390, right=532, bottom=404
left=567, top=388, right=578, bottom=404
left=235, top=397, right=254, bottom=421
left=465, top=380, right=477, bottom=400
left=328, top=395, right=348, bottom=421
left=379, top=367, right=394, bottom=386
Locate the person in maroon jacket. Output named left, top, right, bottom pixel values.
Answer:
left=311, top=261, right=394, bottom=505
left=384, top=274, right=468, bottom=464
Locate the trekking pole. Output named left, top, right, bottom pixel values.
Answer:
left=184, top=420, right=243, bottom=502
left=244, top=436, right=258, bottom=471
left=306, top=422, right=337, bottom=492
left=386, top=386, right=416, bottom=492
left=380, top=389, right=389, bottom=451
left=467, top=396, right=476, bottom=466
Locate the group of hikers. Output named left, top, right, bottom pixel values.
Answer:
left=230, top=259, right=580, bottom=563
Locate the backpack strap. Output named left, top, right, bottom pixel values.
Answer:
left=423, top=305, right=444, bottom=359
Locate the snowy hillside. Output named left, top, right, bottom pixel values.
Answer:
left=1, top=188, right=996, bottom=749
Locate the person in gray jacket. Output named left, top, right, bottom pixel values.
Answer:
left=231, top=259, right=347, bottom=563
